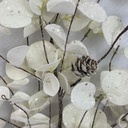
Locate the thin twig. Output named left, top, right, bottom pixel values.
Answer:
left=81, top=29, right=91, bottom=42
left=27, top=37, right=29, bottom=46
left=97, top=25, right=128, bottom=63
left=39, top=16, right=49, bottom=64
left=91, top=94, right=103, bottom=128
left=71, top=78, right=81, bottom=87
left=1, top=95, right=31, bottom=128
left=102, top=100, right=108, bottom=112
left=78, top=111, right=88, bottom=128
left=97, top=0, right=101, bottom=3
left=60, top=0, right=81, bottom=71
left=58, top=88, right=65, bottom=128
left=0, top=55, right=42, bottom=81
left=37, top=80, right=41, bottom=91
left=109, top=45, right=120, bottom=71
left=53, top=13, right=59, bottom=23
left=0, top=75, right=14, bottom=95
left=0, top=117, right=21, bottom=128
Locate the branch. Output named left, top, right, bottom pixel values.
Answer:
left=60, top=0, right=81, bottom=71
left=97, top=26, right=128, bottom=63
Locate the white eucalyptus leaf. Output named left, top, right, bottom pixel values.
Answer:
left=78, top=2, right=107, bottom=22
left=101, top=69, right=128, bottom=105
left=29, top=0, right=43, bottom=15
left=67, top=40, right=89, bottom=55
left=71, top=82, right=96, bottom=110
left=47, top=0, right=76, bottom=14
left=26, top=41, right=58, bottom=70
left=0, top=0, right=33, bottom=28
left=89, top=20, right=102, bottom=33
left=6, top=63, right=29, bottom=80
left=29, top=113, right=49, bottom=125
left=36, top=58, right=61, bottom=72
left=100, top=71, right=109, bottom=82
left=29, top=91, right=49, bottom=110
left=23, top=124, right=54, bottom=128
left=58, top=72, right=70, bottom=93
left=102, top=16, right=124, bottom=47
left=7, top=45, right=29, bottom=67
left=11, top=110, right=27, bottom=124
left=63, top=103, right=87, bottom=128
left=61, top=11, right=90, bottom=31
left=7, top=78, right=29, bottom=90
left=10, top=91, right=30, bottom=103
left=45, top=24, right=66, bottom=48
left=43, top=73, right=60, bottom=96
left=0, top=86, right=10, bottom=100
left=63, top=104, right=108, bottom=128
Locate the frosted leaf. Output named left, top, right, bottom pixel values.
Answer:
left=89, top=21, right=102, bottom=33
left=7, top=45, right=29, bottom=67
left=61, top=11, right=90, bottom=31
left=63, top=103, right=87, bottom=128
left=7, top=78, right=29, bottom=90
left=0, top=0, right=33, bottom=28
left=117, top=114, right=127, bottom=128
left=107, top=124, right=112, bottom=128
left=100, top=71, right=109, bottom=82
left=29, top=0, right=43, bottom=15
left=10, top=91, right=30, bottom=103
left=6, top=63, right=29, bottom=80
left=102, top=16, right=124, bottom=47
left=124, top=47, right=128, bottom=59
left=101, top=69, right=128, bottom=105
left=58, top=72, right=70, bottom=93
left=45, top=24, right=66, bottom=48
left=63, top=104, right=108, bottom=128
left=47, top=0, right=76, bottom=14
left=29, top=91, right=49, bottom=110
left=36, top=58, right=61, bottom=72
left=29, top=113, right=49, bottom=125
left=67, top=40, right=89, bottom=55
left=0, top=120, right=6, bottom=127
left=71, top=82, right=96, bottom=110
left=0, top=86, right=10, bottom=100
left=11, top=110, right=27, bottom=124
left=43, top=73, right=60, bottom=96
left=26, top=41, right=58, bottom=70
left=78, top=2, right=107, bottom=22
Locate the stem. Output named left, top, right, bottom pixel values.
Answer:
left=1, top=95, right=31, bottom=128
left=27, top=37, right=29, bottom=46
left=81, top=29, right=91, bottom=42
left=91, top=94, right=103, bottom=128
left=0, top=117, right=21, bottom=128
left=78, top=111, right=87, bottom=128
left=0, top=75, right=14, bottom=95
left=97, top=25, right=128, bottom=63
left=58, top=88, right=65, bottom=128
left=39, top=16, right=49, bottom=64
left=53, top=13, right=59, bottom=23
left=70, top=78, right=81, bottom=87
left=0, top=55, right=42, bottom=81
left=109, top=45, right=120, bottom=71
left=37, top=80, right=41, bottom=91
left=60, top=0, right=81, bottom=71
